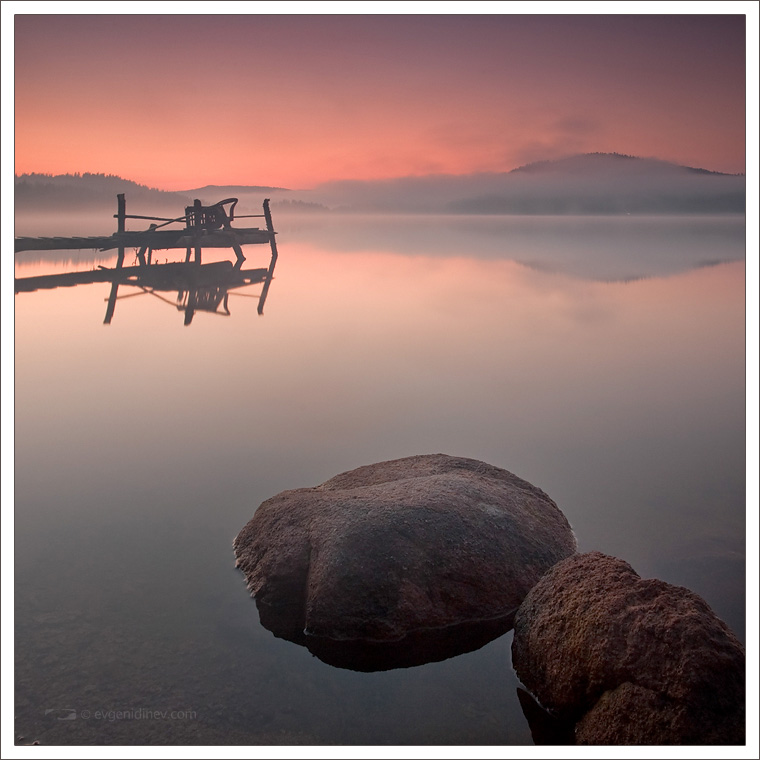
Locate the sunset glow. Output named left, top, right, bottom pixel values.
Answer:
left=13, top=12, right=748, bottom=190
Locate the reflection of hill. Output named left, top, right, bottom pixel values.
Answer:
left=276, top=213, right=745, bottom=282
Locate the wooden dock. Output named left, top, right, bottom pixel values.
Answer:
left=14, top=227, right=273, bottom=253
left=14, top=194, right=280, bottom=324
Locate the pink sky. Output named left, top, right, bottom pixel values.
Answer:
left=13, top=13, right=747, bottom=189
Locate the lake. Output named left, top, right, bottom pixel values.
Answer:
left=13, top=211, right=746, bottom=745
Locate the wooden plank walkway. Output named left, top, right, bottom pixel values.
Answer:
left=14, top=227, right=272, bottom=253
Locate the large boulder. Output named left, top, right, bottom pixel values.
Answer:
left=234, top=454, right=576, bottom=670
left=512, top=551, right=745, bottom=744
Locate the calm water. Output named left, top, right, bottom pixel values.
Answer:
left=14, top=212, right=746, bottom=745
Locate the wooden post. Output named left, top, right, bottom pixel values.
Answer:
left=104, top=282, right=119, bottom=324
left=231, top=235, right=246, bottom=268
left=117, top=194, right=126, bottom=233
left=263, top=198, right=278, bottom=262
left=193, top=199, right=203, bottom=263
left=116, top=193, right=126, bottom=268
left=258, top=198, right=279, bottom=315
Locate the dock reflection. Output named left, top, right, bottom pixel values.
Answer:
left=15, top=257, right=277, bottom=325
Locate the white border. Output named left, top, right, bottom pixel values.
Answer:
left=3, top=4, right=758, bottom=759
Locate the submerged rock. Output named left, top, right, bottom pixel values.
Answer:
left=234, top=454, right=576, bottom=670
left=512, top=551, right=745, bottom=745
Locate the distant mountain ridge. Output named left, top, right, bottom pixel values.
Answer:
left=179, top=183, right=289, bottom=194
left=304, top=153, right=745, bottom=214
left=509, top=152, right=741, bottom=176
left=14, top=173, right=293, bottom=215
left=15, top=153, right=745, bottom=215
left=14, top=173, right=194, bottom=213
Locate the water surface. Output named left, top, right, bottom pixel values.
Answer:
left=14, top=213, right=746, bottom=745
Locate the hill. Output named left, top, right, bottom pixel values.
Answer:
left=14, top=154, right=746, bottom=216
left=176, top=183, right=294, bottom=215
left=14, top=173, right=194, bottom=213
left=179, top=183, right=289, bottom=195
left=508, top=152, right=735, bottom=177
left=13, top=174, right=301, bottom=218
left=301, top=153, right=745, bottom=214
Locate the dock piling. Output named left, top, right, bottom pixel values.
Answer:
left=258, top=198, right=279, bottom=315
left=116, top=193, right=126, bottom=268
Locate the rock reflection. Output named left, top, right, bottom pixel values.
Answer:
left=256, top=597, right=514, bottom=672
left=516, top=688, right=575, bottom=745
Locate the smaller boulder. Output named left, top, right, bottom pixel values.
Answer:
left=512, top=551, right=745, bottom=744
